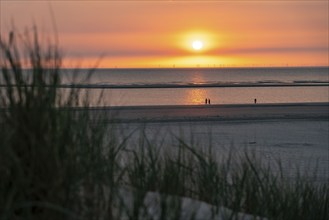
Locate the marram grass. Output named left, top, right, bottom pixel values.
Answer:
left=1, top=28, right=328, bottom=220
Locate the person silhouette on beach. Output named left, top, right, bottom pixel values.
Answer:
left=205, top=98, right=208, bottom=105
left=208, top=99, right=211, bottom=104
left=254, top=98, right=257, bottom=104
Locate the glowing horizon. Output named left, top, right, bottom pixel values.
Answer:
left=1, top=1, right=328, bottom=68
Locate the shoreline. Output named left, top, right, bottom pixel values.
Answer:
left=108, top=102, right=329, bottom=109
left=3, top=102, right=324, bottom=123
left=85, top=102, right=329, bottom=123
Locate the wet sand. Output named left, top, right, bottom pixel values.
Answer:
left=102, top=102, right=328, bottom=122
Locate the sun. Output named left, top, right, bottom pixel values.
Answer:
left=192, top=40, right=203, bottom=50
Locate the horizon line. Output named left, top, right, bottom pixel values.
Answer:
left=58, top=65, right=329, bottom=70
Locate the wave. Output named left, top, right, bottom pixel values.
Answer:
left=2, top=80, right=328, bottom=89
left=57, top=81, right=329, bottom=89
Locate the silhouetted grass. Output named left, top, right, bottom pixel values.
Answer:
left=0, top=27, right=122, bottom=220
left=1, top=28, right=328, bottom=220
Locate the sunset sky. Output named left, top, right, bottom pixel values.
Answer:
left=1, top=1, right=328, bottom=68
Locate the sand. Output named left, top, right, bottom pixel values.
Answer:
left=98, top=102, right=328, bottom=182
left=69, top=102, right=329, bottom=182
left=102, top=102, right=328, bottom=122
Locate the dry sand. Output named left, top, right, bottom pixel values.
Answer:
left=102, top=103, right=328, bottom=182
left=72, top=102, right=328, bottom=182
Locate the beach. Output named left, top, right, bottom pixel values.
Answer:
left=100, top=102, right=329, bottom=122
left=99, top=102, right=328, bottom=182
left=2, top=2, right=328, bottom=218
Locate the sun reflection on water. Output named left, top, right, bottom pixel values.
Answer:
left=185, top=88, right=209, bottom=105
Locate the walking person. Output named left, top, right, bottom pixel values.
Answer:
left=254, top=98, right=257, bottom=104
left=205, top=98, right=208, bottom=105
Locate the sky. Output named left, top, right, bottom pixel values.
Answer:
left=1, top=0, right=328, bottom=68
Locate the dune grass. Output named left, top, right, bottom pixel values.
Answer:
left=1, top=28, right=328, bottom=220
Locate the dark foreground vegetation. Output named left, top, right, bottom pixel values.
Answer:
left=1, top=28, right=328, bottom=220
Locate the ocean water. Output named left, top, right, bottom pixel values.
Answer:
left=62, top=67, right=328, bottom=106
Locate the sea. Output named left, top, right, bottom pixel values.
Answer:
left=61, top=66, right=329, bottom=106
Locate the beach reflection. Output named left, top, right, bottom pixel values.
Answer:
left=184, top=88, right=209, bottom=105
left=183, top=70, right=210, bottom=105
